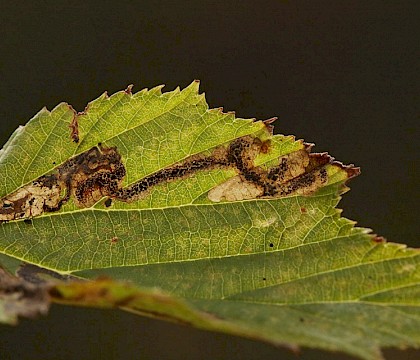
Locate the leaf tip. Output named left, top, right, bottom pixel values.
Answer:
left=263, top=117, right=277, bottom=124
left=335, top=162, right=361, bottom=180
left=303, top=142, right=315, bottom=151
left=189, top=79, right=201, bottom=94
left=39, top=106, right=49, bottom=114
left=150, top=84, right=165, bottom=95
left=261, top=117, right=277, bottom=134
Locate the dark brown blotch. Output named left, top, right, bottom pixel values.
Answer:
left=104, top=198, right=112, bottom=207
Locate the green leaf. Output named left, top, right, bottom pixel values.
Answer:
left=0, top=81, right=419, bottom=359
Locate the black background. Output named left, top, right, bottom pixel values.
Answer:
left=0, top=1, right=418, bottom=359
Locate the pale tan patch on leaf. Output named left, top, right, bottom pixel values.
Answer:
left=208, top=176, right=263, bottom=202
left=278, top=150, right=310, bottom=181
left=0, top=179, right=64, bottom=221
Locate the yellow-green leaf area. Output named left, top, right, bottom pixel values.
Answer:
left=0, top=82, right=418, bottom=360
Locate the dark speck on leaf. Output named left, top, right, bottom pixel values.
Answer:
left=98, top=287, right=109, bottom=297
left=104, top=198, right=112, bottom=207
left=24, top=219, right=32, bottom=225
left=111, top=236, right=118, bottom=244
left=269, top=243, right=274, bottom=248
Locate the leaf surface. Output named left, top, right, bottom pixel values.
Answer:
left=0, top=82, right=418, bottom=359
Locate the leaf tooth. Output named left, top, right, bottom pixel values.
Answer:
left=149, top=84, right=166, bottom=95
left=124, top=84, right=134, bottom=95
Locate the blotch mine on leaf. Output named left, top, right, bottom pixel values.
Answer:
left=0, top=145, right=125, bottom=222
left=208, top=136, right=332, bottom=202
left=69, top=146, right=126, bottom=208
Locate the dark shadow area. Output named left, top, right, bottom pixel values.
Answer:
left=0, top=1, right=418, bottom=359
left=1, top=305, right=418, bottom=360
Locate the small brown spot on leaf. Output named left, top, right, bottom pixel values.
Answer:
left=111, top=236, right=118, bottom=244
left=372, top=236, right=386, bottom=244
left=98, top=287, right=109, bottom=297
left=260, top=140, right=271, bottom=154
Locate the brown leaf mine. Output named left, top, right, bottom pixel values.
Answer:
left=0, top=134, right=355, bottom=221
left=67, top=146, right=126, bottom=208
left=0, top=145, right=125, bottom=222
left=208, top=137, right=333, bottom=202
